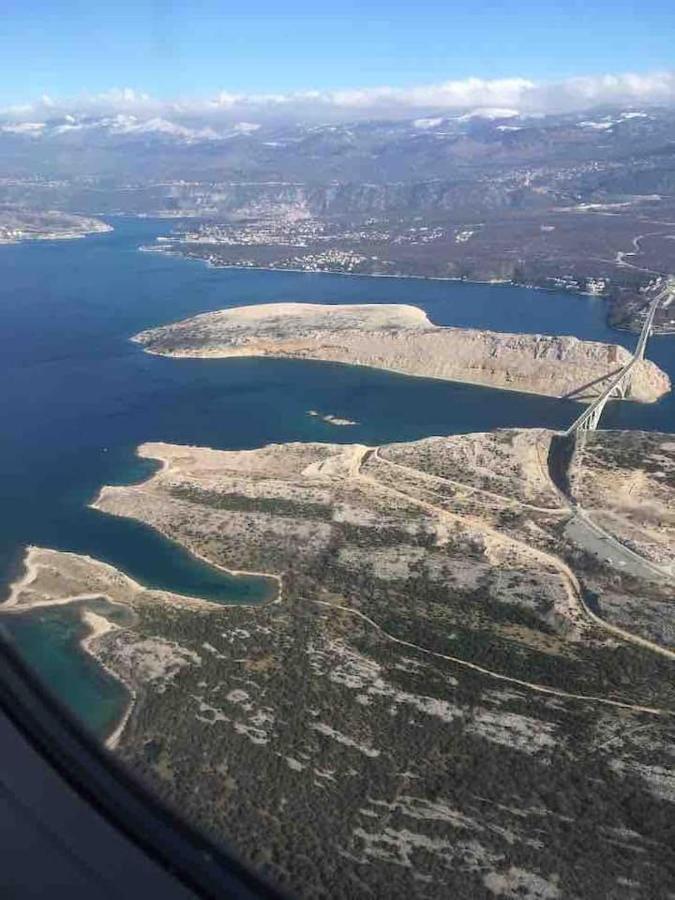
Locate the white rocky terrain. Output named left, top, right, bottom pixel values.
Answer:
left=133, top=302, right=670, bottom=402
left=4, top=428, right=674, bottom=898
left=570, top=431, right=675, bottom=575
left=0, top=207, right=112, bottom=243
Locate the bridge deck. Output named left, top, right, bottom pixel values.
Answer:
left=564, top=286, right=668, bottom=436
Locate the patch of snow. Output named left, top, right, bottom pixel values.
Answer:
left=413, top=117, right=444, bottom=130
left=460, top=107, right=520, bottom=120
left=232, top=121, right=260, bottom=134
left=578, top=120, right=614, bottom=131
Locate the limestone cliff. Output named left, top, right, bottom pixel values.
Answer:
left=134, top=302, right=671, bottom=402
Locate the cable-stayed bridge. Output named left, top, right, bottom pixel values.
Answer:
left=564, top=280, right=671, bottom=436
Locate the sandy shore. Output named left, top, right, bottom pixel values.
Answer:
left=4, top=543, right=281, bottom=616
left=80, top=609, right=137, bottom=749
left=81, top=608, right=117, bottom=646
left=1, top=570, right=137, bottom=748
left=1, top=537, right=280, bottom=750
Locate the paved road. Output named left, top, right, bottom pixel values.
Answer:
left=565, top=285, right=668, bottom=435
left=364, top=446, right=675, bottom=660
left=564, top=511, right=673, bottom=584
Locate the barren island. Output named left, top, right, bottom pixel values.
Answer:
left=133, top=302, right=670, bottom=402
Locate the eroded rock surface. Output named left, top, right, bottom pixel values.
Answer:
left=5, top=429, right=675, bottom=898
left=133, top=302, right=671, bottom=402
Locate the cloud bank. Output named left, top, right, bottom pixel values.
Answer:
left=3, top=71, right=675, bottom=125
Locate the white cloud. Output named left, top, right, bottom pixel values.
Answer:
left=0, top=121, right=45, bottom=135
left=2, top=71, right=675, bottom=127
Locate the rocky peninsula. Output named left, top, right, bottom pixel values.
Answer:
left=0, top=207, right=112, bottom=243
left=5, top=428, right=674, bottom=898
left=133, top=302, right=670, bottom=402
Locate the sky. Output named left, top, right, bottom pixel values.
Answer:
left=1, top=0, right=674, bottom=118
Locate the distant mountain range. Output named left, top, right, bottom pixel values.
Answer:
left=1, top=107, right=675, bottom=204
left=3, top=104, right=675, bottom=323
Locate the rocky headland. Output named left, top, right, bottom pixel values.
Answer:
left=5, top=428, right=674, bottom=898
left=133, top=302, right=670, bottom=402
left=0, top=207, right=112, bottom=243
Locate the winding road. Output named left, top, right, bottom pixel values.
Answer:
left=352, top=444, right=675, bottom=667
left=308, top=598, right=673, bottom=717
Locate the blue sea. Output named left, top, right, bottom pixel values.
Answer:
left=1, top=218, right=673, bottom=735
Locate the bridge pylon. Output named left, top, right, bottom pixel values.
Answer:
left=563, top=284, right=665, bottom=437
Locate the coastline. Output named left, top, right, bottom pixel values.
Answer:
left=4, top=423, right=675, bottom=759
left=138, top=241, right=630, bottom=308
left=3, top=542, right=281, bottom=616
left=144, top=247, right=675, bottom=338
left=80, top=609, right=137, bottom=749
left=0, top=224, right=114, bottom=246
left=2, top=445, right=281, bottom=620
left=1, top=546, right=141, bottom=612
left=134, top=305, right=670, bottom=406
left=0, top=577, right=137, bottom=747
left=1, top=225, right=671, bottom=763
left=1, top=530, right=282, bottom=749
left=91, top=445, right=284, bottom=605
left=139, top=346, right=663, bottom=405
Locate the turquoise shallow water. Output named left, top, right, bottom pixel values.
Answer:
left=1, top=600, right=133, bottom=739
left=1, top=218, right=673, bottom=735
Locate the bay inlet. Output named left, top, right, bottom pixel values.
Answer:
left=1, top=218, right=673, bottom=737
